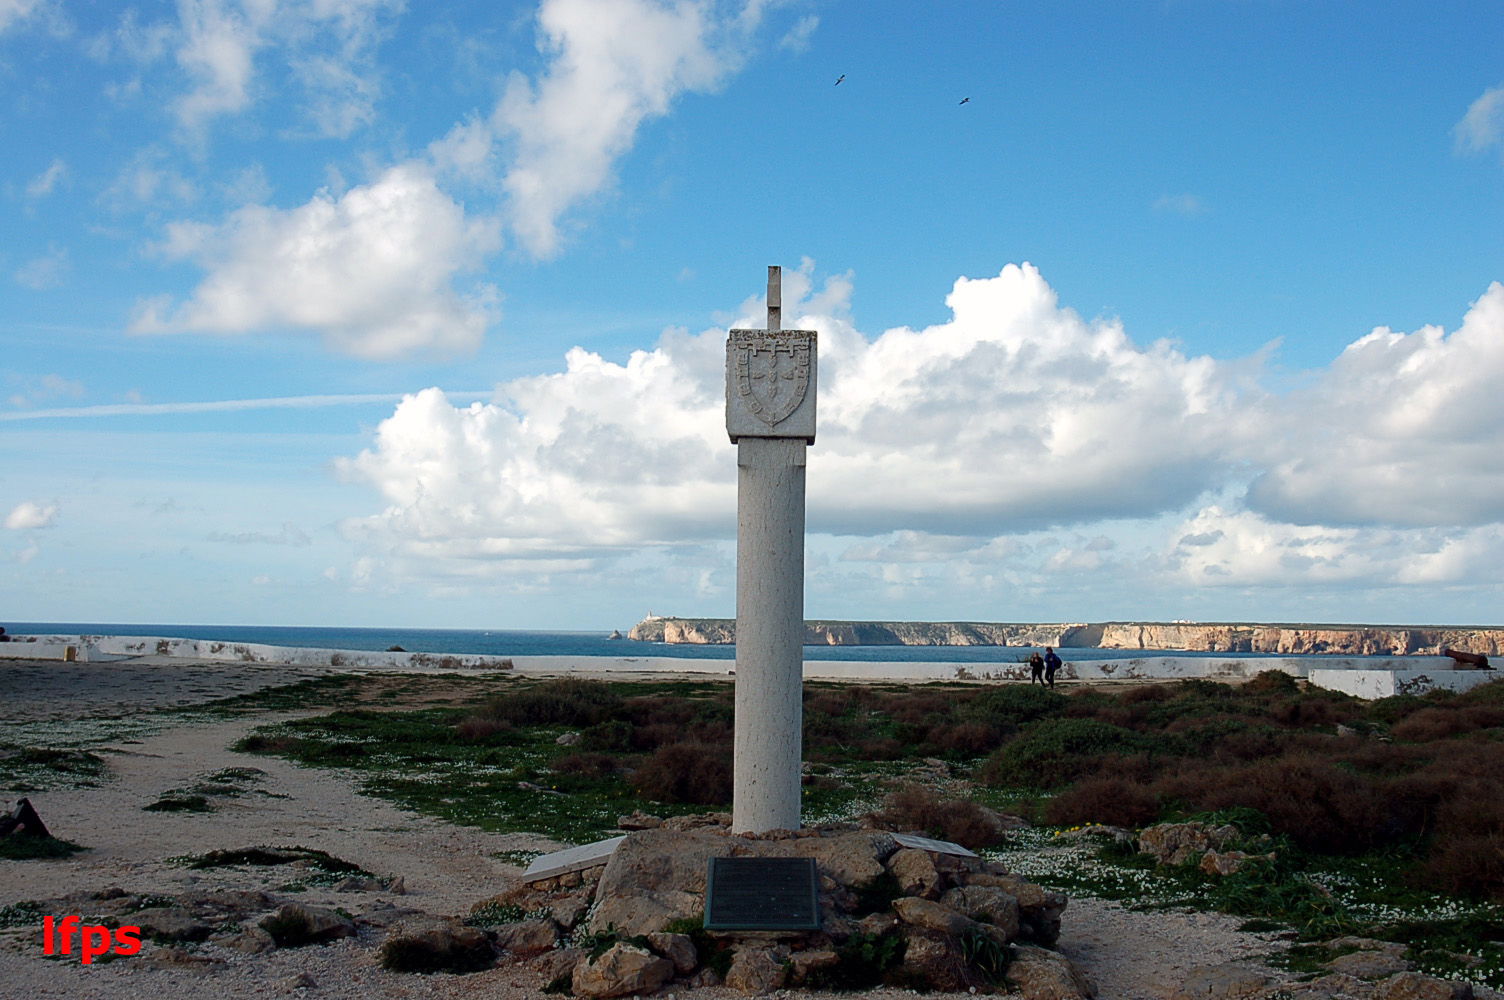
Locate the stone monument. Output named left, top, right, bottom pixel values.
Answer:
left=726, top=265, right=817, bottom=833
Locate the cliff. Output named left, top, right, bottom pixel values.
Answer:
left=627, top=617, right=1504, bottom=656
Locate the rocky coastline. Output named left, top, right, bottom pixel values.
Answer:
left=627, top=616, right=1504, bottom=657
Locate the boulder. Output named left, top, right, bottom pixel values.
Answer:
left=892, top=896, right=1006, bottom=946
left=1166, top=962, right=1273, bottom=1000
left=259, top=903, right=356, bottom=947
left=725, top=946, right=787, bottom=995
left=571, top=942, right=674, bottom=998
left=646, top=931, right=698, bottom=974
left=587, top=827, right=899, bottom=934
left=548, top=889, right=593, bottom=930
left=788, top=830, right=896, bottom=888
left=1200, top=850, right=1274, bottom=877
left=1374, top=972, right=1474, bottom=1000
left=940, top=884, right=1021, bottom=940
left=130, top=905, right=212, bottom=943
left=586, top=829, right=727, bottom=934
left=1139, top=822, right=1241, bottom=866
left=1326, top=951, right=1416, bottom=980
left=788, top=948, right=839, bottom=983
left=960, top=872, right=1067, bottom=945
left=493, top=917, right=558, bottom=958
left=378, top=916, right=495, bottom=973
left=217, top=926, right=276, bottom=954
left=1006, top=943, right=1097, bottom=1000
left=887, top=847, right=943, bottom=899
left=617, top=810, right=663, bottom=829
left=900, top=926, right=978, bottom=992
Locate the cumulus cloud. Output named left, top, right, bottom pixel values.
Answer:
left=5, top=501, right=58, bottom=530
left=1246, top=282, right=1504, bottom=527
left=338, top=263, right=1249, bottom=569
left=1167, top=506, right=1504, bottom=588
left=335, top=263, right=1504, bottom=601
left=133, top=164, right=502, bottom=358
left=1455, top=84, right=1504, bottom=154
left=432, top=0, right=778, bottom=257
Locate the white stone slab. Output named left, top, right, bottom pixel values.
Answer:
left=726, top=329, right=817, bottom=442
left=891, top=832, right=977, bottom=857
left=522, top=835, right=626, bottom=882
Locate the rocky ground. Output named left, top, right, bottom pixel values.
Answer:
left=0, top=659, right=1491, bottom=999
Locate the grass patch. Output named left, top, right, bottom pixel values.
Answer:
left=178, top=845, right=375, bottom=889
left=0, top=745, right=108, bottom=792
left=0, top=835, right=86, bottom=860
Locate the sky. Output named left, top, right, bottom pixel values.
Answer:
left=3, top=0, right=1504, bottom=633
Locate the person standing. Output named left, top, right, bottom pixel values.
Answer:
left=1043, top=646, right=1062, bottom=687
left=1028, top=650, right=1045, bottom=685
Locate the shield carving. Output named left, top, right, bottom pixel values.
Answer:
left=734, top=335, right=811, bottom=427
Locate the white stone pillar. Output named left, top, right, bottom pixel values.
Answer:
left=733, top=437, right=806, bottom=832
left=726, top=266, right=817, bottom=834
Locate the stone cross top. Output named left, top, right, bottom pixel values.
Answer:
left=726, top=266, right=816, bottom=833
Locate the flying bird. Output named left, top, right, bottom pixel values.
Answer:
left=958, top=97, right=970, bottom=105
left=835, top=74, right=845, bottom=86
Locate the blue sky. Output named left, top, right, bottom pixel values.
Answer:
left=3, top=0, right=1503, bottom=632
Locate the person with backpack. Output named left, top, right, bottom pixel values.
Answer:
left=1043, top=646, right=1062, bottom=687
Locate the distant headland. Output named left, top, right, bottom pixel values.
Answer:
left=627, top=616, right=1504, bottom=656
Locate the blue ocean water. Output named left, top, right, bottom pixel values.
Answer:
left=6, top=621, right=1262, bottom=663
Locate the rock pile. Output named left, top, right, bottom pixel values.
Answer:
left=477, top=820, right=1093, bottom=997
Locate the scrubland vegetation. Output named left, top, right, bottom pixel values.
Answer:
left=222, top=671, right=1504, bottom=984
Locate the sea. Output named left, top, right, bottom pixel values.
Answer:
left=5, top=621, right=1268, bottom=664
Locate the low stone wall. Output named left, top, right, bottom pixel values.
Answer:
left=5, top=634, right=517, bottom=672
left=1308, top=667, right=1498, bottom=699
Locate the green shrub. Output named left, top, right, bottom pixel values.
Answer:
left=980, top=718, right=1145, bottom=789
left=468, top=679, right=622, bottom=730
left=1241, top=670, right=1300, bottom=696
left=964, top=686, right=1067, bottom=729
left=805, top=930, right=905, bottom=989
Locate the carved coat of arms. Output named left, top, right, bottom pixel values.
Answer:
left=733, top=334, right=811, bottom=427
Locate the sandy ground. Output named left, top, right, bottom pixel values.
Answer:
left=0, top=658, right=1292, bottom=999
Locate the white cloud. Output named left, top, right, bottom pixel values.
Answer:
left=25, top=158, right=66, bottom=198
left=172, top=0, right=401, bottom=136
left=133, top=164, right=502, bottom=358
left=102, top=150, right=199, bottom=209
left=335, top=264, right=1504, bottom=601
left=778, top=13, right=817, bottom=52
left=434, top=0, right=767, bottom=257
left=1166, top=506, right=1504, bottom=588
left=1455, top=84, right=1504, bottom=154
left=1153, top=193, right=1207, bottom=216
left=0, top=0, right=44, bottom=34
left=13, top=245, right=69, bottom=290
left=1246, top=282, right=1504, bottom=527
left=6, top=501, right=58, bottom=531
left=338, top=263, right=1248, bottom=571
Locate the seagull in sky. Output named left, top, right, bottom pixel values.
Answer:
left=835, top=74, right=845, bottom=85
left=959, top=97, right=970, bottom=105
